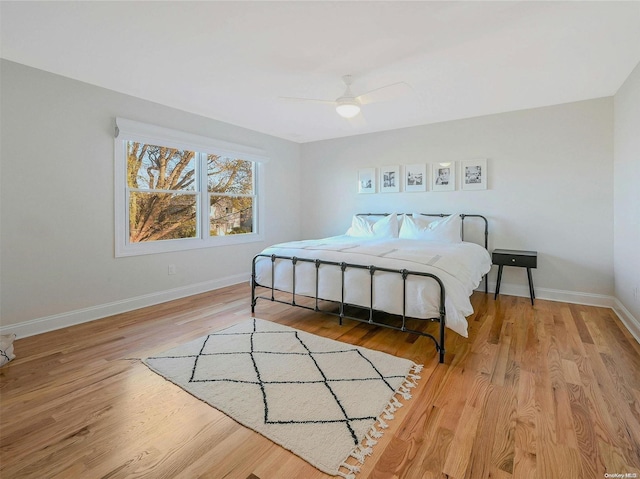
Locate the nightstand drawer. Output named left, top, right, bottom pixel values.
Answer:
left=492, top=249, right=537, bottom=268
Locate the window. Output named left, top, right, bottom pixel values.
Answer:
left=207, top=155, right=255, bottom=237
left=115, top=118, right=267, bottom=257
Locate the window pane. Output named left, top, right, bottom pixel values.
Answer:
left=207, top=155, right=253, bottom=194
left=129, top=192, right=197, bottom=242
left=127, top=141, right=196, bottom=191
left=210, top=195, right=254, bottom=236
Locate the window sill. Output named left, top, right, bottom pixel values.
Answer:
left=115, top=232, right=264, bottom=257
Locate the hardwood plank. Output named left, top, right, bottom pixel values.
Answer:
left=513, top=369, right=537, bottom=478
left=566, top=382, right=605, bottom=478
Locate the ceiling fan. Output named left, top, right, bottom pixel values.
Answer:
left=279, top=75, right=411, bottom=119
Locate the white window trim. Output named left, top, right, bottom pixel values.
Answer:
left=114, top=118, right=268, bottom=257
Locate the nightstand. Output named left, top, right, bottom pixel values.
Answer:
left=492, top=249, right=537, bottom=305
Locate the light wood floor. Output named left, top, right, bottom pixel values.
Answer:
left=1, top=284, right=640, bottom=478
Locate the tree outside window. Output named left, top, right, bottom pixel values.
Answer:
left=207, top=155, right=255, bottom=236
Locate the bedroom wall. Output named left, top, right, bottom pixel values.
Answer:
left=613, top=61, right=640, bottom=331
left=299, top=99, right=615, bottom=304
left=0, top=60, right=301, bottom=334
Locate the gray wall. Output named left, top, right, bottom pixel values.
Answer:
left=300, top=99, right=615, bottom=302
left=614, top=61, right=640, bottom=323
left=0, top=60, right=301, bottom=330
left=2, top=58, right=638, bottom=338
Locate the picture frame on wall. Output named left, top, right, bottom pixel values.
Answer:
left=357, top=168, right=376, bottom=194
left=461, top=159, right=487, bottom=190
left=404, top=164, right=427, bottom=192
left=380, top=165, right=400, bottom=193
left=431, top=162, right=456, bottom=192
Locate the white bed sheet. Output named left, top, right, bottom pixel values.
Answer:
left=254, top=235, right=491, bottom=338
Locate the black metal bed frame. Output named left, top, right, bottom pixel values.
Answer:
left=251, top=214, right=488, bottom=364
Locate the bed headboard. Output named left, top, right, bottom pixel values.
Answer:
left=356, top=213, right=489, bottom=250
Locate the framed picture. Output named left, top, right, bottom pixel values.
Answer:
left=431, top=162, right=455, bottom=192
left=358, top=168, right=376, bottom=194
left=461, top=159, right=487, bottom=190
left=404, top=164, right=427, bottom=192
left=380, top=165, right=400, bottom=193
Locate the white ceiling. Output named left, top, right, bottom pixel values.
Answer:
left=1, top=1, right=639, bottom=143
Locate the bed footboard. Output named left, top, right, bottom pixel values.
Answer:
left=251, top=254, right=447, bottom=364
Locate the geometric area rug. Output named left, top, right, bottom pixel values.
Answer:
left=144, top=318, right=422, bottom=479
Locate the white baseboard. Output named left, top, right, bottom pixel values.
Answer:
left=612, top=298, right=640, bottom=344
left=478, top=279, right=616, bottom=308
left=0, top=273, right=249, bottom=339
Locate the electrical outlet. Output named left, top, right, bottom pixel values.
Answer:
left=634, top=286, right=640, bottom=301
left=168, top=264, right=176, bottom=275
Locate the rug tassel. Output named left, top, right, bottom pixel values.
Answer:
left=386, top=396, right=402, bottom=412
left=352, top=441, right=375, bottom=463
left=350, top=450, right=367, bottom=464
left=340, top=463, right=361, bottom=474
left=364, top=433, right=378, bottom=447
left=339, top=363, right=424, bottom=478
left=397, top=385, right=412, bottom=400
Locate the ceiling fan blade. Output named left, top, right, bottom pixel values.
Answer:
left=278, top=96, right=335, bottom=105
left=356, top=81, right=413, bottom=105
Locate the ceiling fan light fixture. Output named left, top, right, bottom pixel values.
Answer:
left=336, top=98, right=360, bottom=118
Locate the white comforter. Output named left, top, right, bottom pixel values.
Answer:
left=254, top=235, right=492, bottom=338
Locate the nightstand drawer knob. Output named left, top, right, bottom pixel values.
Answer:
left=511, top=258, right=516, bottom=262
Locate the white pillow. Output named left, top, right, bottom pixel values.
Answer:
left=346, top=213, right=399, bottom=238
left=399, top=214, right=462, bottom=243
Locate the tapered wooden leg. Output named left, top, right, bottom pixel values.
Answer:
left=494, top=265, right=503, bottom=299
left=527, top=267, right=535, bottom=305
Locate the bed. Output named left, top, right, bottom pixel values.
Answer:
left=251, top=213, right=491, bottom=363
